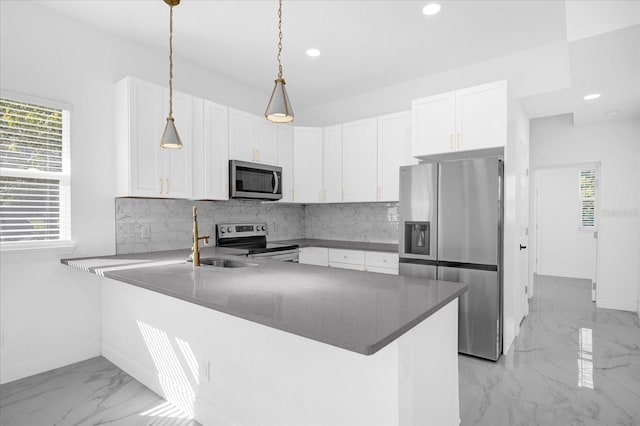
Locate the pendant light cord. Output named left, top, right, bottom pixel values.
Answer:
left=277, top=0, right=283, bottom=79
left=168, top=4, right=174, bottom=118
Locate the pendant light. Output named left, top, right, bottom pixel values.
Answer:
left=160, top=0, right=182, bottom=149
left=265, top=0, right=294, bottom=123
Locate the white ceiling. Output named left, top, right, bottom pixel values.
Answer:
left=35, top=0, right=640, bottom=125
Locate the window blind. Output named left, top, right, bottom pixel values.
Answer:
left=579, top=169, right=596, bottom=228
left=0, top=97, right=70, bottom=244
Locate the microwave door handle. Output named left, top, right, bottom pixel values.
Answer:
left=273, top=171, right=280, bottom=194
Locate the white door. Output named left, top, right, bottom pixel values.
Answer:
left=517, top=138, right=530, bottom=316
left=536, top=166, right=598, bottom=294
left=411, top=92, right=455, bottom=156
left=161, top=89, right=192, bottom=198
left=202, top=100, right=229, bottom=200
left=455, top=81, right=506, bottom=152
left=342, top=117, right=378, bottom=202
left=254, top=119, right=278, bottom=165
left=323, top=124, right=343, bottom=202
left=377, top=111, right=417, bottom=201
left=228, top=108, right=255, bottom=162
left=277, top=124, right=294, bottom=202
left=293, top=127, right=323, bottom=202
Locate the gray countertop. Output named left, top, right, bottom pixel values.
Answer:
left=273, top=238, right=399, bottom=253
left=62, top=247, right=465, bottom=355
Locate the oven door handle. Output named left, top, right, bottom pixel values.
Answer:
left=273, top=171, right=280, bottom=194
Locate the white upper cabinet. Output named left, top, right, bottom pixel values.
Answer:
left=455, top=81, right=507, bottom=152
left=161, top=88, right=193, bottom=198
left=192, top=99, right=229, bottom=200
left=412, top=80, right=507, bottom=157
left=228, top=108, right=278, bottom=165
left=377, top=111, right=417, bottom=201
left=277, top=124, right=294, bottom=202
left=293, top=127, right=323, bottom=203
left=412, top=92, right=456, bottom=157
left=342, top=117, right=378, bottom=202
left=115, top=77, right=192, bottom=198
left=323, top=124, right=343, bottom=203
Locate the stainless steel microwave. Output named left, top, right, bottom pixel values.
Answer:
left=229, top=160, right=282, bottom=200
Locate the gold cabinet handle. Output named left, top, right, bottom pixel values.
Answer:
left=165, top=178, right=169, bottom=194
left=456, top=133, right=461, bottom=149
left=159, top=178, right=163, bottom=194
left=450, top=134, right=453, bottom=150
left=256, top=149, right=260, bottom=162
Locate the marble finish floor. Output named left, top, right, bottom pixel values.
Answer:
left=459, top=275, right=640, bottom=426
left=0, top=357, right=200, bottom=426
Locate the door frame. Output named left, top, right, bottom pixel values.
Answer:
left=531, top=162, right=601, bottom=302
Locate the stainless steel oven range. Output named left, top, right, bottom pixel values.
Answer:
left=215, top=223, right=298, bottom=262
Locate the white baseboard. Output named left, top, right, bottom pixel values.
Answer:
left=596, top=297, right=637, bottom=313
left=0, top=344, right=100, bottom=385
left=102, top=341, right=234, bottom=426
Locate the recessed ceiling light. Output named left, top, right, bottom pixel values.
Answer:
left=583, top=93, right=601, bottom=100
left=306, top=48, right=321, bottom=57
left=422, top=3, right=441, bottom=16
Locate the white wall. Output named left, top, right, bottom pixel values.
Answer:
left=0, top=1, right=268, bottom=384
left=530, top=115, right=640, bottom=312
left=535, top=166, right=598, bottom=280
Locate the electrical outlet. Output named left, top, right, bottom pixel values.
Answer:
left=140, top=224, right=150, bottom=239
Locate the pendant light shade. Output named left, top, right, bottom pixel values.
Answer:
left=265, top=0, right=294, bottom=123
left=160, top=0, right=183, bottom=149
left=161, top=117, right=182, bottom=149
left=265, top=78, right=294, bottom=123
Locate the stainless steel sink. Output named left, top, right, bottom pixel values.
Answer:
left=199, top=258, right=258, bottom=268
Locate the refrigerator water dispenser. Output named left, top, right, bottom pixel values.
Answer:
left=404, top=221, right=430, bottom=255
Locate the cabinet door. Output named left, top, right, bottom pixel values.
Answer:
left=323, top=124, right=343, bottom=202
left=293, top=127, right=323, bottom=202
left=377, top=111, right=417, bottom=201
left=277, top=124, right=294, bottom=202
left=203, top=100, right=229, bottom=199
left=254, top=119, right=278, bottom=165
left=228, top=108, right=255, bottom=162
left=411, top=92, right=455, bottom=157
left=161, top=89, right=192, bottom=198
left=455, top=81, right=507, bottom=152
left=128, top=78, right=163, bottom=197
left=298, top=247, right=329, bottom=266
left=342, top=118, right=378, bottom=202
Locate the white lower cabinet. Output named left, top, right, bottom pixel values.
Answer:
left=298, top=247, right=329, bottom=266
left=301, top=247, right=399, bottom=275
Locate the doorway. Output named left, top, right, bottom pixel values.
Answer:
left=533, top=164, right=599, bottom=301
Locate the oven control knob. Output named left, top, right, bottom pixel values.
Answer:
left=226, top=227, right=232, bottom=233
left=260, top=225, right=265, bottom=231
left=220, top=228, right=226, bottom=234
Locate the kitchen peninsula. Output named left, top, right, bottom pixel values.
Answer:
left=63, top=247, right=467, bottom=426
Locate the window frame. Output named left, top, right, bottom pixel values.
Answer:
left=578, top=167, right=597, bottom=231
left=0, top=90, right=73, bottom=251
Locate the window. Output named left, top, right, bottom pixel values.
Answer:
left=579, top=169, right=596, bottom=229
left=0, top=96, right=70, bottom=247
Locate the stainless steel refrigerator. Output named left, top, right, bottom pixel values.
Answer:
left=398, top=157, right=503, bottom=361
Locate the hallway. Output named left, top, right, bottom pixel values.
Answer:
left=459, top=275, right=640, bottom=425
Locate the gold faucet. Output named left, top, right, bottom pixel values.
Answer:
left=190, top=206, right=209, bottom=266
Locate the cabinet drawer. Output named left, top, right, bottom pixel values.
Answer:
left=329, top=262, right=366, bottom=271
left=329, top=249, right=365, bottom=265
left=365, top=251, right=399, bottom=269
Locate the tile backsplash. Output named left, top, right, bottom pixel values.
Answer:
left=304, top=202, right=399, bottom=243
left=115, top=198, right=305, bottom=254
left=115, top=198, right=399, bottom=254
